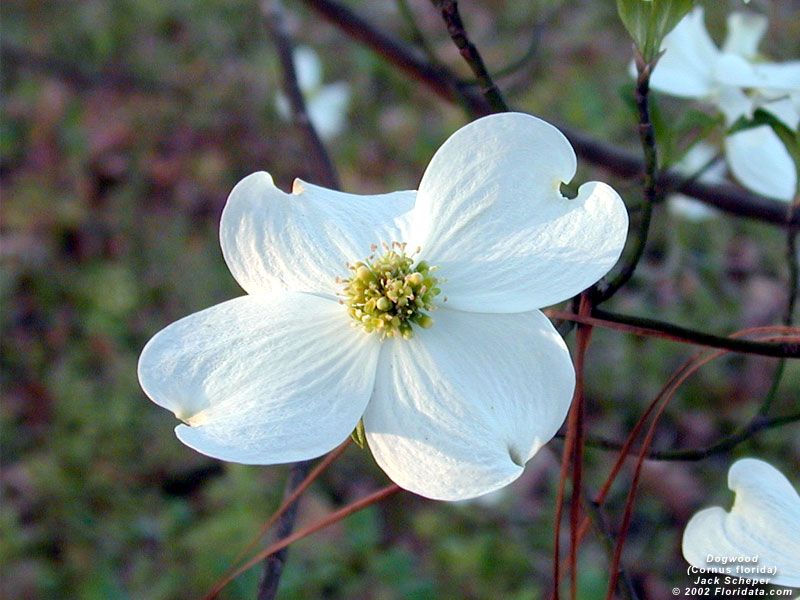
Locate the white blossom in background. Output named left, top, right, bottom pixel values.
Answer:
left=682, top=458, right=800, bottom=588
left=137, top=113, right=628, bottom=501
left=275, top=46, right=351, bottom=140
left=649, top=7, right=800, bottom=201
left=668, top=143, right=726, bottom=221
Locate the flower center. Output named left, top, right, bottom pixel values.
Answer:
left=340, top=242, right=441, bottom=339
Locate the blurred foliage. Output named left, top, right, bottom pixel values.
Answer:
left=616, top=0, right=694, bottom=61
left=2, top=0, right=799, bottom=598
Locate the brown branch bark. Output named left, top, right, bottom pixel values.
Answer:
left=257, top=461, right=313, bottom=600
left=429, top=0, right=509, bottom=112
left=592, top=52, right=658, bottom=303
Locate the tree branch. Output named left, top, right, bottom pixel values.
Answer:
left=204, top=484, right=402, bottom=599
left=257, top=460, right=313, bottom=600
left=264, top=0, right=340, bottom=189
left=589, top=308, right=800, bottom=358
left=255, top=3, right=342, bottom=596
left=564, top=411, right=800, bottom=461
left=592, top=52, right=657, bottom=304
left=299, top=0, right=488, bottom=116
left=429, top=0, right=509, bottom=112
left=299, top=0, right=799, bottom=227
left=786, top=230, right=799, bottom=326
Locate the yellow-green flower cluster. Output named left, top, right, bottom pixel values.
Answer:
left=341, top=243, right=440, bottom=339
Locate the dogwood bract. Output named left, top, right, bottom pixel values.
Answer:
left=275, top=46, right=350, bottom=140
left=137, top=112, right=628, bottom=501
left=668, top=143, right=726, bottom=221
left=682, top=458, right=800, bottom=588
left=650, top=7, right=799, bottom=201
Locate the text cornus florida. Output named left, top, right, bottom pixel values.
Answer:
left=688, top=554, right=779, bottom=586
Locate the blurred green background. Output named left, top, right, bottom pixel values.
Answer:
left=2, top=1, right=799, bottom=598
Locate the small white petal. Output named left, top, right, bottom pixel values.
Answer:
left=668, top=143, right=726, bottom=221
left=675, top=142, right=725, bottom=178
left=716, top=56, right=800, bottom=94
left=138, top=293, right=380, bottom=464
left=725, top=126, right=797, bottom=201
left=669, top=196, right=718, bottom=221
left=363, top=308, right=575, bottom=501
left=682, top=458, right=800, bottom=588
left=722, top=12, right=767, bottom=60
left=763, top=96, right=800, bottom=130
left=293, top=46, right=322, bottom=92
left=408, top=113, right=628, bottom=312
left=220, top=172, right=416, bottom=296
left=751, top=62, right=800, bottom=93
left=307, top=82, right=351, bottom=139
left=716, top=85, right=756, bottom=125
left=274, top=92, right=291, bottom=122
left=650, top=7, right=719, bottom=98
left=714, top=54, right=762, bottom=96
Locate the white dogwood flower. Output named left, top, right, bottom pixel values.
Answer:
left=137, top=113, right=628, bottom=501
left=682, top=458, right=800, bottom=588
left=275, top=46, right=350, bottom=140
left=668, top=142, right=727, bottom=221
left=650, top=7, right=799, bottom=201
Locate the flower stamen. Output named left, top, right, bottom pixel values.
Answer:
left=341, top=242, right=440, bottom=339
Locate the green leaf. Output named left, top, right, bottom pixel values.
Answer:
left=350, top=419, right=367, bottom=449
left=617, top=0, right=696, bottom=61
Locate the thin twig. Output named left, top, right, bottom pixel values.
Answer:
left=601, top=328, right=780, bottom=598
left=567, top=410, right=800, bottom=461
left=552, top=401, right=574, bottom=600
left=593, top=50, right=657, bottom=304
left=256, top=5, right=343, bottom=592
left=430, top=0, right=509, bottom=112
left=488, top=22, right=542, bottom=81
left=553, top=345, right=698, bottom=591
left=204, top=484, right=402, bottom=599
left=546, top=308, right=800, bottom=358
left=300, top=0, right=487, bottom=116
left=395, top=0, right=441, bottom=67
left=299, top=0, right=800, bottom=226
left=592, top=309, right=800, bottom=358
left=551, top=296, right=593, bottom=600
left=755, top=230, right=800, bottom=416
left=605, top=375, right=694, bottom=598
left=221, top=439, right=351, bottom=583
left=257, top=460, right=313, bottom=600
left=592, top=271, right=798, bottom=464
left=569, top=296, right=592, bottom=600
left=553, top=328, right=797, bottom=589
left=583, top=498, right=639, bottom=600
left=785, top=230, right=799, bottom=327
left=262, top=0, right=340, bottom=189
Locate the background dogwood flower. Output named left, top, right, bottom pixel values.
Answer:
left=668, top=142, right=726, bottom=221
left=682, top=458, right=800, bottom=588
left=138, top=112, right=628, bottom=501
left=275, top=46, right=351, bottom=139
left=649, top=7, right=799, bottom=201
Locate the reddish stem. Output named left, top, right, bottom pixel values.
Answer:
left=205, top=483, right=401, bottom=599
left=206, top=440, right=351, bottom=598
left=604, top=330, right=798, bottom=596
left=555, top=327, right=799, bottom=590
left=552, top=294, right=593, bottom=600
